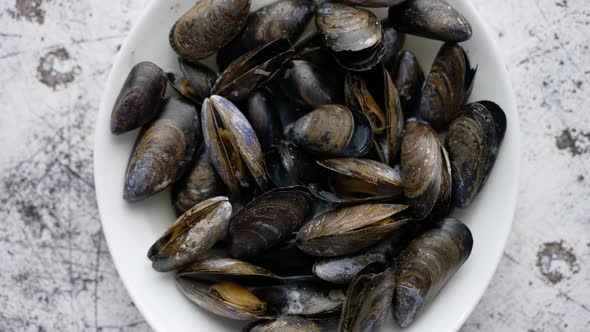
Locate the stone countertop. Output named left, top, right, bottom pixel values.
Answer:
left=0, top=0, right=588, bottom=331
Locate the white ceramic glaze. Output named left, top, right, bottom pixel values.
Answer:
left=94, top=0, right=520, bottom=331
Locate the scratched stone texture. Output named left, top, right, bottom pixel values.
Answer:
left=0, top=0, right=588, bottom=331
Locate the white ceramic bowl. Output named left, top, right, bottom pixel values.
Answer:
left=94, top=0, right=519, bottom=331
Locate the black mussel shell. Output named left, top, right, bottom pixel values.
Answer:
left=178, top=58, right=218, bottom=101
left=246, top=90, right=283, bottom=150
left=249, top=239, right=316, bottom=277
left=111, top=61, right=167, bottom=134
left=280, top=60, right=342, bottom=109
left=381, top=19, right=406, bottom=70
left=217, top=0, right=316, bottom=70
left=265, top=141, right=325, bottom=188
left=388, top=0, right=472, bottom=42
left=166, top=71, right=201, bottom=104
left=244, top=317, right=323, bottom=332
left=123, top=97, right=199, bottom=202
left=335, top=0, right=408, bottom=7
left=393, top=50, right=424, bottom=118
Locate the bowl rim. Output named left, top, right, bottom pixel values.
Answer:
left=93, top=0, right=520, bottom=330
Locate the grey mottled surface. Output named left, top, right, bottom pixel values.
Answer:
left=0, top=0, right=588, bottom=331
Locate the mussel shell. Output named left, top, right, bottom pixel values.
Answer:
left=148, top=197, right=232, bottom=272
left=111, top=61, right=167, bottom=134
left=312, top=251, right=387, bottom=285
left=213, top=38, right=295, bottom=102
left=169, top=0, right=250, bottom=61
left=446, top=101, right=506, bottom=208
left=265, top=141, right=324, bottom=188
left=388, top=0, right=472, bottom=42
left=417, top=43, right=476, bottom=129
left=393, top=50, right=424, bottom=118
left=228, top=187, right=313, bottom=259
left=246, top=90, right=283, bottom=150
left=244, top=317, right=323, bottom=332
left=178, top=58, right=218, bottom=101
left=339, top=263, right=396, bottom=332
left=296, top=33, right=343, bottom=76
left=381, top=19, right=406, bottom=69
left=281, top=60, right=342, bottom=109
left=297, top=203, right=409, bottom=257
left=123, top=97, right=199, bottom=202
left=253, top=279, right=346, bottom=318
left=166, top=72, right=201, bottom=104
left=316, top=3, right=384, bottom=71
left=202, top=95, right=270, bottom=198
left=177, top=257, right=282, bottom=283
left=172, top=146, right=225, bottom=215
left=400, top=119, right=451, bottom=219
left=311, top=158, right=403, bottom=203
left=393, top=218, right=473, bottom=327
left=345, top=71, right=387, bottom=135
left=249, top=240, right=316, bottom=277
left=285, top=105, right=373, bottom=158
left=217, top=0, right=317, bottom=70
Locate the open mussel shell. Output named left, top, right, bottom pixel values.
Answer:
left=381, top=19, right=406, bottom=69
left=250, top=239, right=316, bottom=277
left=111, top=62, right=167, bottom=134
left=312, top=238, right=391, bottom=285
left=202, top=95, right=271, bottom=199
left=169, top=0, right=250, bottom=62
left=148, top=197, right=232, bottom=272
left=280, top=60, right=342, bottom=109
left=417, top=43, right=476, bottom=129
left=213, top=38, right=295, bottom=102
left=123, top=97, right=199, bottom=202
left=297, top=203, right=409, bottom=257
left=316, top=3, right=384, bottom=71
left=310, top=158, right=403, bottom=203
left=228, top=187, right=313, bottom=259
left=339, top=263, right=396, bottom=332
left=388, top=0, right=472, bottom=42
left=285, top=105, right=373, bottom=158
left=400, top=119, right=452, bottom=220
left=172, top=147, right=225, bottom=215
left=217, top=0, right=316, bottom=70
left=265, top=141, right=324, bottom=188
left=252, top=278, right=346, bottom=318
left=246, top=90, right=283, bottom=151
left=446, top=101, right=506, bottom=208
left=393, top=218, right=473, bottom=327
left=393, top=50, right=424, bottom=118
left=178, top=58, right=217, bottom=101
left=176, top=258, right=282, bottom=320
left=244, top=317, right=323, bottom=332
left=166, top=71, right=201, bottom=104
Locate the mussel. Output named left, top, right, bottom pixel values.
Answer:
left=400, top=119, right=451, bottom=220
left=393, top=50, right=424, bottom=117
left=176, top=258, right=281, bottom=320
left=265, top=141, right=325, bottom=188
left=339, top=263, right=396, bottom=332
left=446, top=101, right=506, bottom=208
left=111, top=62, right=167, bottom=134
left=393, top=218, right=473, bottom=327
left=166, top=71, right=201, bottom=103
left=202, top=95, right=270, bottom=199
left=312, top=239, right=391, bottom=285
left=285, top=105, right=373, bottom=158
left=217, top=0, right=316, bottom=69
left=388, top=0, right=472, bottom=42
left=213, top=38, right=295, bottom=102
left=316, top=3, right=384, bottom=71
left=123, top=97, right=199, bottom=202
left=417, top=43, right=476, bottom=129
left=252, top=277, right=346, bottom=318
left=249, top=239, right=316, bottom=277
left=345, top=66, right=403, bottom=165
left=309, top=158, right=403, bottom=203
left=169, top=0, right=250, bottom=62
left=172, top=147, right=225, bottom=214
left=296, top=33, right=343, bottom=75
left=244, top=317, right=323, bottom=332
left=297, top=203, right=409, bottom=257
left=148, top=197, right=232, bottom=272
left=227, top=187, right=313, bottom=259
left=381, top=19, right=406, bottom=70
left=246, top=90, right=283, bottom=150
left=335, top=0, right=408, bottom=8
left=280, top=60, right=342, bottom=109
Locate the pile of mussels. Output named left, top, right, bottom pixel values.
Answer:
left=110, top=0, right=507, bottom=330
